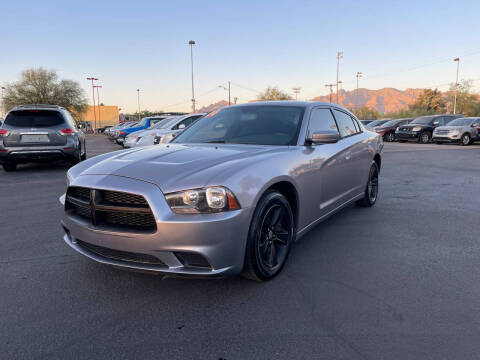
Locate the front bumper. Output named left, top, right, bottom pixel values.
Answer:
left=60, top=174, right=252, bottom=277
left=432, top=133, right=461, bottom=142
left=395, top=131, right=420, bottom=141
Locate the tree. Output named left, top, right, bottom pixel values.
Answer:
left=444, top=79, right=479, bottom=115
left=409, top=88, right=445, bottom=113
left=3, top=67, right=87, bottom=118
left=351, top=106, right=380, bottom=120
left=257, top=86, right=292, bottom=101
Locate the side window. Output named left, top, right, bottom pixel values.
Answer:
left=333, top=110, right=357, bottom=137
left=472, top=119, right=480, bottom=126
left=352, top=117, right=362, bottom=132
left=433, top=117, right=443, bottom=126
left=307, top=108, right=339, bottom=137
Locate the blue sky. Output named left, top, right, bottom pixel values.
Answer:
left=1, top=0, right=479, bottom=112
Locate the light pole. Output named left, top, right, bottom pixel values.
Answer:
left=453, top=58, right=460, bottom=114
left=336, top=51, right=343, bottom=104
left=356, top=72, right=362, bottom=109
left=1, top=86, right=5, bottom=117
left=292, top=87, right=301, bottom=100
left=325, top=84, right=335, bottom=103
left=218, top=82, right=231, bottom=105
left=337, top=81, right=343, bottom=105
left=86, top=77, right=98, bottom=130
left=93, top=85, right=102, bottom=131
left=136, top=89, right=141, bottom=121
left=188, top=40, right=196, bottom=112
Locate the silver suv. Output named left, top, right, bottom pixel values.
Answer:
left=0, top=104, right=86, bottom=171
left=432, top=117, right=480, bottom=145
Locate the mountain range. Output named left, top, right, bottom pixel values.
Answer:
left=198, top=88, right=425, bottom=114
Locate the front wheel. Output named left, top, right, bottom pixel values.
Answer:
left=419, top=132, right=431, bottom=144
left=356, top=162, right=379, bottom=207
left=461, top=133, right=471, bottom=146
left=242, top=191, right=294, bottom=281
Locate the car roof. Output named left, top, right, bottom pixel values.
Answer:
left=226, top=101, right=356, bottom=117
left=11, top=104, right=65, bottom=111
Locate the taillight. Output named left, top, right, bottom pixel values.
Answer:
left=119, top=131, right=126, bottom=135
left=0, top=129, right=9, bottom=137
left=59, top=128, right=75, bottom=135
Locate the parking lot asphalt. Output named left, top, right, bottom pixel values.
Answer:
left=1, top=136, right=480, bottom=359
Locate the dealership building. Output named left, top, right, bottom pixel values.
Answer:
left=80, top=105, right=119, bottom=129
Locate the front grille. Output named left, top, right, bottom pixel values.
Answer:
left=77, top=240, right=165, bottom=265
left=65, top=187, right=156, bottom=231
left=435, top=130, right=450, bottom=135
left=104, top=190, right=148, bottom=207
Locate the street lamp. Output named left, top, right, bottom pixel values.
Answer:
left=218, top=81, right=231, bottom=105
left=188, top=40, right=196, bottom=112
left=292, top=87, right=301, bottom=100
left=93, top=85, right=102, bottom=131
left=453, top=58, right=460, bottom=114
left=356, top=72, right=362, bottom=109
left=336, top=51, right=343, bottom=104
left=136, top=89, right=141, bottom=121
left=1, top=86, right=5, bottom=117
left=86, top=77, right=98, bottom=130
left=325, top=84, right=335, bottom=103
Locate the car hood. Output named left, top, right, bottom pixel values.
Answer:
left=77, top=143, right=283, bottom=192
left=435, top=126, right=464, bottom=131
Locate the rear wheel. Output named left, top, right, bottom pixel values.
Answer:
left=242, top=191, right=294, bottom=281
left=384, top=132, right=395, bottom=142
left=357, top=162, right=379, bottom=207
left=2, top=163, right=17, bottom=172
left=81, top=142, right=87, bottom=160
left=461, top=133, right=471, bottom=146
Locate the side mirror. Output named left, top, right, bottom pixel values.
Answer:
left=433, top=121, right=439, bottom=126
left=307, top=131, right=341, bottom=145
left=178, top=124, right=186, bottom=130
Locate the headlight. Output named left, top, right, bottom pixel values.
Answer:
left=66, top=171, right=73, bottom=186
left=160, top=133, right=176, bottom=143
left=412, top=126, right=422, bottom=132
left=165, top=186, right=240, bottom=214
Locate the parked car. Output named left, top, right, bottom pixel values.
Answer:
left=432, top=117, right=480, bottom=145
left=366, top=119, right=390, bottom=129
left=142, top=113, right=205, bottom=147
left=122, top=117, right=177, bottom=148
left=106, top=122, right=135, bottom=139
left=360, top=120, right=374, bottom=126
left=61, top=102, right=382, bottom=281
left=114, top=117, right=166, bottom=145
left=0, top=104, right=86, bottom=171
left=395, top=114, right=464, bottom=143
left=374, top=118, right=413, bottom=142
left=109, top=122, right=138, bottom=141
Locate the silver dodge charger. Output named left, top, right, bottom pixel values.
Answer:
left=60, top=102, right=383, bottom=281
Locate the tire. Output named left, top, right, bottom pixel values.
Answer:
left=70, top=142, right=82, bottom=165
left=242, top=190, right=294, bottom=281
left=461, top=133, right=471, bottom=146
left=2, top=163, right=17, bottom=172
left=81, top=142, right=87, bottom=161
left=384, top=132, right=395, bottom=142
left=419, top=132, right=431, bottom=144
left=356, top=162, right=379, bottom=207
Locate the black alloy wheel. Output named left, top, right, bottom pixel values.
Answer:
left=357, top=162, right=379, bottom=207
left=243, top=191, right=294, bottom=281
left=385, top=132, right=395, bottom=142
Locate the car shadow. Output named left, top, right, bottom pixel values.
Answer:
left=1, top=161, right=71, bottom=174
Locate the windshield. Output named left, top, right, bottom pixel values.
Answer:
left=367, top=120, right=389, bottom=127
left=173, top=106, right=304, bottom=145
left=156, top=116, right=180, bottom=129
left=412, top=116, right=434, bottom=125
left=379, top=120, right=400, bottom=127
left=447, top=118, right=474, bottom=126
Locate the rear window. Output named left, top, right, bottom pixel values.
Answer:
left=5, top=110, right=65, bottom=127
